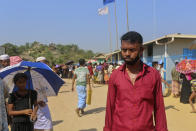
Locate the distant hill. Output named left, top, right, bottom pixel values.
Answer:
left=1, top=41, right=95, bottom=65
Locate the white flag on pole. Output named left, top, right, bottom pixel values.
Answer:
left=98, top=6, right=108, bottom=15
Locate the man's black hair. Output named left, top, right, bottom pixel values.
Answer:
left=13, top=73, right=28, bottom=84
left=79, top=59, right=85, bottom=66
left=175, top=62, right=179, bottom=66
left=121, top=31, right=143, bottom=44
left=152, top=61, right=158, bottom=67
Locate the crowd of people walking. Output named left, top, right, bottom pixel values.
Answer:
left=0, top=31, right=195, bottom=131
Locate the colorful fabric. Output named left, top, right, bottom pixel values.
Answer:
left=96, top=65, right=103, bottom=71
left=87, top=65, right=93, bottom=76
left=10, top=56, right=22, bottom=66
left=104, top=70, right=109, bottom=82
left=76, top=85, right=86, bottom=109
left=172, top=80, right=180, bottom=95
left=74, top=67, right=89, bottom=86
left=191, top=79, right=196, bottom=92
left=171, top=67, right=180, bottom=81
left=185, top=74, right=192, bottom=81
left=176, top=59, right=196, bottom=74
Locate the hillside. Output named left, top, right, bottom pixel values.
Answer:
left=1, top=41, right=95, bottom=65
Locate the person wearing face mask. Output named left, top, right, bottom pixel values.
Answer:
left=104, top=31, right=168, bottom=131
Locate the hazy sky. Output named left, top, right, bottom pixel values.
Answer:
left=0, top=0, right=196, bottom=53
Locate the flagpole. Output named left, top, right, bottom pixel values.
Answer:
left=126, top=0, right=129, bottom=32
left=114, top=1, right=120, bottom=62
left=153, top=0, right=156, bottom=39
left=114, top=1, right=119, bottom=50
left=108, top=8, right=112, bottom=53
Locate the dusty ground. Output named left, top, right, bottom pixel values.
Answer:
left=48, top=79, right=196, bottom=131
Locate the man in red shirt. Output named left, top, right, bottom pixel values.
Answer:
left=87, top=63, right=94, bottom=87
left=87, top=63, right=94, bottom=76
left=104, top=31, right=168, bottom=131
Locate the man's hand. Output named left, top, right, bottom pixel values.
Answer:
left=23, top=109, right=33, bottom=116
left=30, top=112, right=37, bottom=122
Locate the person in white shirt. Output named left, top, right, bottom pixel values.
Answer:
left=158, top=60, right=167, bottom=96
left=34, top=57, right=53, bottom=131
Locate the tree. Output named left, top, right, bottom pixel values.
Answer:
left=2, top=43, right=21, bottom=56
left=1, top=42, right=95, bottom=66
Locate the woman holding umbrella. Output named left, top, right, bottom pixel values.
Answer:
left=8, top=73, right=38, bottom=131
left=0, top=59, right=64, bottom=131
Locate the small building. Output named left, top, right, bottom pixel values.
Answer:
left=93, top=53, right=106, bottom=63
left=105, top=50, right=122, bottom=63
left=143, top=33, right=196, bottom=82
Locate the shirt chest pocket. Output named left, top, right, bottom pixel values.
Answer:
left=137, top=84, right=154, bottom=102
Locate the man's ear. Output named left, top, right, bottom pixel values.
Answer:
left=140, top=45, right=144, bottom=51
left=139, top=46, right=144, bottom=57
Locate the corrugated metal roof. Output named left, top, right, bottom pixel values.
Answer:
left=143, top=33, right=196, bottom=45
left=105, top=50, right=121, bottom=56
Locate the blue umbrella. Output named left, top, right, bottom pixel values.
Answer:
left=0, top=61, right=65, bottom=96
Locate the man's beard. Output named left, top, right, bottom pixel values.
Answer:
left=123, top=54, right=140, bottom=66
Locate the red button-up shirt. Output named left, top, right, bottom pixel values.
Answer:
left=104, top=63, right=168, bottom=131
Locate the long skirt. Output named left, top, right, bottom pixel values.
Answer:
left=11, top=122, right=33, bottom=131
left=172, top=80, right=180, bottom=95
left=104, top=74, right=109, bottom=83
left=180, top=79, right=192, bottom=104
left=76, top=85, right=87, bottom=109
left=97, top=71, right=103, bottom=83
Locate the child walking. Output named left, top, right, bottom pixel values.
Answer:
left=8, top=73, right=38, bottom=131
left=189, top=73, right=196, bottom=113
left=72, top=59, right=91, bottom=117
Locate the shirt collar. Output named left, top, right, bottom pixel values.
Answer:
left=119, top=61, right=149, bottom=76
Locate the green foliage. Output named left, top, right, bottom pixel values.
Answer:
left=1, top=42, right=95, bottom=66
left=2, top=43, right=21, bottom=56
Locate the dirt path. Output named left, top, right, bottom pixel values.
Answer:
left=48, top=79, right=196, bottom=131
